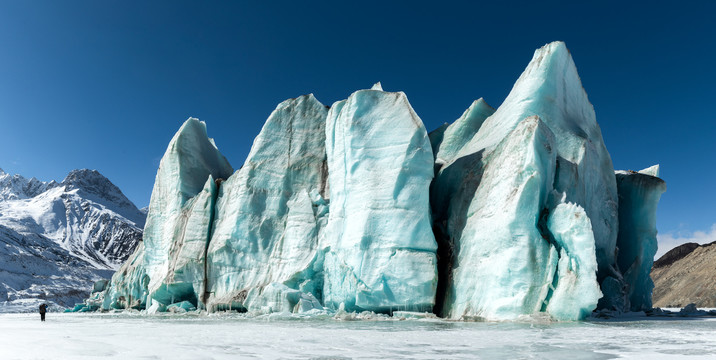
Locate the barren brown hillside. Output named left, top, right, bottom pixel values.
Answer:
left=651, top=242, right=716, bottom=307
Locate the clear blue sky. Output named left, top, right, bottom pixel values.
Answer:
left=1, top=1, right=714, bottom=253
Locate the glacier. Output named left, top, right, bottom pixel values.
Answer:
left=142, top=118, right=233, bottom=303
left=206, top=94, right=329, bottom=313
left=322, top=83, right=437, bottom=312
left=82, top=41, right=665, bottom=321
left=614, top=166, right=667, bottom=311
left=430, top=41, right=614, bottom=320
left=98, top=118, right=233, bottom=311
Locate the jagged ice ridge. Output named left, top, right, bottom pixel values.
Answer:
left=80, top=42, right=665, bottom=320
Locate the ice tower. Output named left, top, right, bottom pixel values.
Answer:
left=431, top=42, right=617, bottom=320
left=206, top=94, right=329, bottom=313
left=322, top=84, right=438, bottom=312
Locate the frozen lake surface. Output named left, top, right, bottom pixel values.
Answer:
left=1, top=312, right=716, bottom=359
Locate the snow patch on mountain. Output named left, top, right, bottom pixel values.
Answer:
left=0, top=168, right=144, bottom=311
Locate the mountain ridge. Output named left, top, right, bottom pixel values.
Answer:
left=0, top=168, right=144, bottom=311
left=651, top=241, right=716, bottom=307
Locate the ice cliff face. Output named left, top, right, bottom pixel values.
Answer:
left=323, top=86, right=437, bottom=312
left=206, top=95, right=329, bottom=313
left=429, top=98, right=495, bottom=167
left=430, top=41, right=615, bottom=320
left=98, top=118, right=234, bottom=311
left=0, top=168, right=144, bottom=311
left=89, top=41, right=665, bottom=320
left=614, top=166, right=666, bottom=311
left=143, top=118, right=234, bottom=294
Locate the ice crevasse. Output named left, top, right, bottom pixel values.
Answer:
left=86, top=42, right=665, bottom=320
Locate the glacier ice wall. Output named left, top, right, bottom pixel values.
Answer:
left=142, top=118, right=233, bottom=308
left=444, top=116, right=559, bottom=319
left=100, top=118, right=233, bottom=310
left=143, top=119, right=233, bottom=293
left=459, top=42, right=619, bottom=273
left=431, top=41, right=611, bottom=320
left=323, top=87, right=438, bottom=312
left=152, top=176, right=219, bottom=308
left=205, top=94, right=329, bottom=313
left=101, top=242, right=149, bottom=309
left=86, top=41, right=666, bottom=320
left=614, top=166, right=666, bottom=311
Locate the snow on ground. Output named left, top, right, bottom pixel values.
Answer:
left=1, top=313, right=716, bottom=359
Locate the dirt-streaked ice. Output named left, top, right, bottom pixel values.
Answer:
left=100, top=119, right=233, bottom=310
left=431, top=41, right=618, bottom=320
left=206, top=94, right=329, bottom=313
left=323, top=87, right=438, bottom=312
left=83, top=41, right=664, bottom=321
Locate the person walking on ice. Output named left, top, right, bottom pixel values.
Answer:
left=39, top=303, right=47, bottom=321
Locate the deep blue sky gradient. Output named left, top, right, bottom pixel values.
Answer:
left=1, top=1, right=714, bottom=249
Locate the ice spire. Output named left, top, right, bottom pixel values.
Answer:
left=434, top=41, right=615, bottom=320
left=142, top=118, right=233, bottom=298
left=639, top=164, right=660, bottom=177
left=432, top=97, right=495, bottom=167
left=476, top=40, right=619, bottom=301
left=206, top=94, right=330, bottom=312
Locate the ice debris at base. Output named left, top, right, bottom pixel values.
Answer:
left=166, top=301, right=196, bottom=313
left=593, top=303, right=716, bottom=319
left=78, top=41, right=666, bottom=321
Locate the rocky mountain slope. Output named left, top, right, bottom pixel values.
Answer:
left=651, top=241, right=716, bottom=307
left=0, top=168, right=144, bottom=311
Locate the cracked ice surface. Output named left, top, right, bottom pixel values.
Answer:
left=3, top=313, right=716, bottom=359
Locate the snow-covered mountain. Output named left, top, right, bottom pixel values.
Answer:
left=0, top=168, right=144, bottom=311
left=0, top=168, right=59, bottom=201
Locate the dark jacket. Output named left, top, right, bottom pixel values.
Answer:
left=39, top=304, right=47, bottom=314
